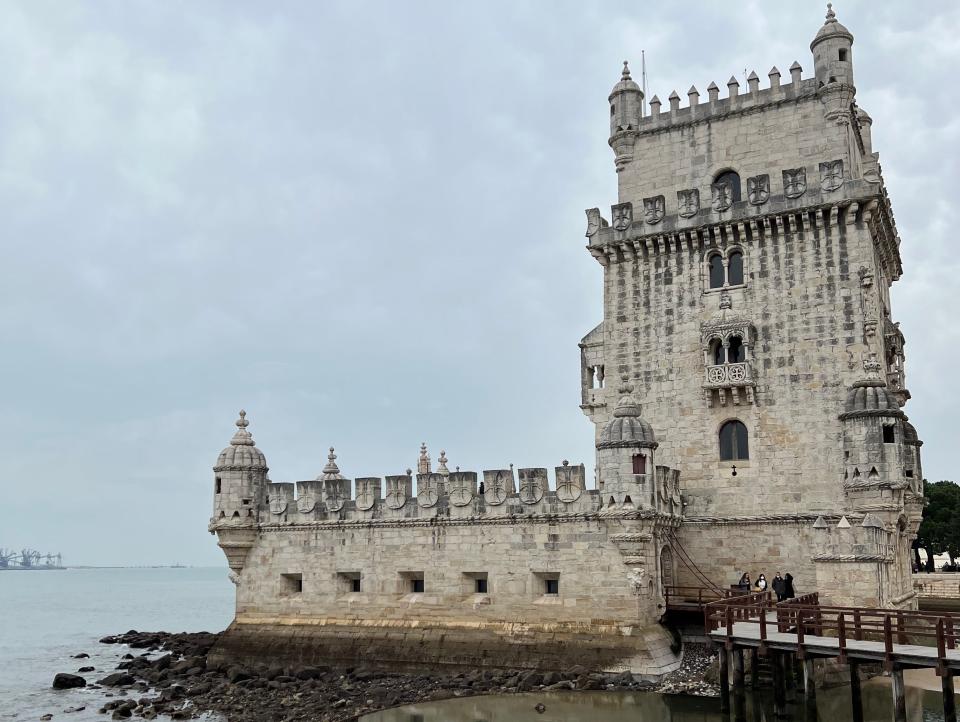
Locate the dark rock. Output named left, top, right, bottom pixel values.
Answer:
left=517, top=671, right=542, bottom=691
left=98, top=672, right=136, bottom=687
left=151, top=654, right=172, bottom=670
left=535, top=703, right=546, bottom=713
left=540, top=671, right=561, bottom=686
left=614, top=670, right=634, bottom=685
left=227, top=667, right=252, bottom=684
left=53, top=673, right=87, bottom=689
left=72, top=653, right=90, bottom=659
left=111, top=708, right=132, bottom=720
left=78, top=666, right=95, bottom=673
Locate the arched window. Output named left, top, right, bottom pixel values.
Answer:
left=727, top=250, right=744, bottom=285
left=719, top=420, right=749, bottom=460
left=711, top=339, right=725, bottom=366
left=708, top=254, right=725, bottom=289
left=728, top=336, right=745, bottom=363
left=714, top=170, right=742, bottom=203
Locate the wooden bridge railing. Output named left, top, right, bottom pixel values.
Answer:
left=709, top=592, right=960, bottom=673
left=664, top=585, right=745, bottom=610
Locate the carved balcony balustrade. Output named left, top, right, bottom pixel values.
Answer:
left=703, top=362, right=756, bottom=407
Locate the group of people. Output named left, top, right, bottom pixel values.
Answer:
left=736, top=571, right=795, bottom=602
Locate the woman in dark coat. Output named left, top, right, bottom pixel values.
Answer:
left=783, top=573, right=795, bottom=600
left=737, top=573, right=751, bottom=592
left=772, top=572, right=785, bottom=602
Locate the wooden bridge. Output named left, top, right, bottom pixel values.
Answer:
left=697, top=589, right=960, bottom=721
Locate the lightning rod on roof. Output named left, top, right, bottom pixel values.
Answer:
left=641, top=50, right=648, bottom=116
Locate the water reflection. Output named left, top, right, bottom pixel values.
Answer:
left=361, top=682, right=953, bottom=722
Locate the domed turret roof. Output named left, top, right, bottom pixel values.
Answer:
left=598, top=385, right=658, bottom=449
left=609, top=61, right=642, bottom=98
left=903, top=420, right=922, bottom=445
left=840, top=380, right=904, bottom=420
left=215, top=410, right=268, bottom=471
left=811, top=3, right=853, bottom=50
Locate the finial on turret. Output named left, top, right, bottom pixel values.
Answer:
left=437, top=450, right=450, bottom=477
left=622, top=60, right=631, bottom=79
left=417, top=442, right=431, bottom=474
left=825, top=3, right=836, bottom=23
left=230, top=409, right=255, bottom=446
left=319, top=447, right=344, bottom=480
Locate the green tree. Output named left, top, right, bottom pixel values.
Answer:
left=915, top=480, right=960, bottom=571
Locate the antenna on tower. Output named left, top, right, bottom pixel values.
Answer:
left=641, top=50, right=648, bottom=116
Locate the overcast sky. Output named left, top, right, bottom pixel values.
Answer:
left=1, top=2, right=957, bottom=566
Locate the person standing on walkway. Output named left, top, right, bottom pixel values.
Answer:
left=783, top=572, right=795, bottom=600
left=755, top=574, right=768, bottom=593
left=737, top=572, right=751, bottom=592
left=772, top=572, right=785, bottom=602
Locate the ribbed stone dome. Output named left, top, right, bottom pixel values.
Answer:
left=598, top=392, right=658, bottom=449
left=903, top=420, right=921, bottom=445
left=215, top=410, right=268, bottom=471
left=810, top=4, right=853, bottom=50
left=840, top=380, right=903, bottom=419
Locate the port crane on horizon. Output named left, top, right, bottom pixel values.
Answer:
left=0, top=548, right=63, bottom=569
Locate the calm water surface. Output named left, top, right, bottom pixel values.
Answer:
left=0, top=567, right=233, bottom=720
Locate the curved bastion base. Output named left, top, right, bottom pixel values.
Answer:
left=208, top=616, right=681, bottom=680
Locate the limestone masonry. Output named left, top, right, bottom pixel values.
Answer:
left=209, top=7, right=924, bottom=677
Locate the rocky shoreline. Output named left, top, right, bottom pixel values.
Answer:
left=50, top=631, right=719, bottom=721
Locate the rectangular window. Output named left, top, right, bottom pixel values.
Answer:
left=632, top=454, right=646, bottom=475
left=545, top=578, right=559, bottom=595
left=215, top=477, right=221, bottom=494
left=281, top=573, right=303, bottom=595
left=337, top=571, right=361, bottom=594
left=475, top=578, right=488, bottom=594
left=839, top=49, right=848, bottom=61
left=411, top=578, right=424, bottom=593
left=883, top=426, right=895, bottom=443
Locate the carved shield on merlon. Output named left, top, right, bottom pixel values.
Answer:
left=323, top=478, right=350, bottom=512
left=417, top=472, right=444, bottom=508
left=385, top=475, right=411, bottom=510
left=295, top=480, right=321, bottom=513
left=482, top=469, right=514, bottom=506
left=355, top=477, right=381, bottom=512
left=447, top=471, right=475, bottom=507
left=518, top=468, right=547, bottom=505
left=555, top=463, right=585, bottom=503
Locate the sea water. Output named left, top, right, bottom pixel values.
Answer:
left=0, top=567, right=233, bottom=720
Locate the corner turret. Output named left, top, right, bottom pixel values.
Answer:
left=210, top=410, right=268, bottom=581
left=810, top=4, right=854, bottom=88
left=609, top=61, right=643, bottom=171
left=596, top=380, right=658, bottom=508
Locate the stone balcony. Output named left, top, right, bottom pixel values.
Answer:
left=703, top=362, right=756, bottom=406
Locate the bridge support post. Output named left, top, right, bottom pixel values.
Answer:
left=733, top=648, right=747, bottom=720
left=891, top=665, right=907, bottom=722
left=802, top=657, right=817, bottom=704
left=772, top=652, right=788, bottom=718
left=850, top=660, right=864, bottom=722
left=783, top=653, right=796, bottom=701
left=750, top=648, right=759, bottom=688
left=943, top=671, right=957, bottom=722
left=719, top=646, right=730, bottom=713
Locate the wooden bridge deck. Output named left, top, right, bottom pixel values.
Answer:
left=710, top=613, right=960, bottom=670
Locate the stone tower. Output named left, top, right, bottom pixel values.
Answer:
left=580, top=6, right=923, bottom=608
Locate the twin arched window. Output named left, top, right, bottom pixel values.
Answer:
left=719, top=420, right=749, bottom=460
left=708, top=250, right=744, bottom=289
left=710, top=336, right=746, bottom=365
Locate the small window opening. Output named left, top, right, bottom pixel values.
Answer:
left=727, top=250, right=744, bottom=286
left=411, top=578, right=425, bottom=593
left=719, top=420, right=749, bottom=461
left=247, top=509, right=254, bottom=517
left=231, top=510, right=240, bottom=518
left=545, top=579, right=559, bottom=595
left=868, top=467, right=880, bottom=480
left=632, top=454, right=646, bottom=475
left=219, top=510, right=226, bottom=518
left=839, top=49, right=848, bottom=61
left=242, top=498, right=250, bottom=505
left=728, top=336, right=745, bottom=363
left=215, top=477, right=222, bottom=494
left=883, top=426, right=895, bottom=443
left=475, top=577, right=488, bottom=594
left=281, top=573, right=303, bottom=594
left=853, top=468, right=861, bottom=478
left=611, top=104, right=616, bottom=116
left=906, top=470, right=914, bottom=478
left=709, top=254, right=725, bottom=289
left=352, top=578, right=362, bottom=593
